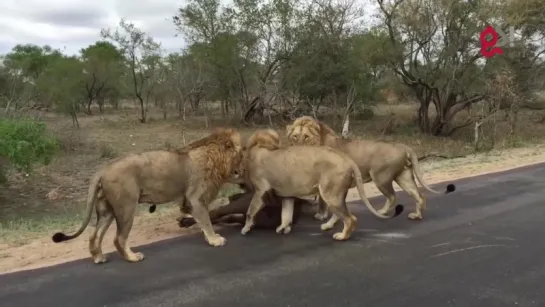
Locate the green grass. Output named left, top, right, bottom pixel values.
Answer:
left=0, top=184, right=244, bottom=246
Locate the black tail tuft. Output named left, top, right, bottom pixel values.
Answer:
left=52, top=232, right=69, bottom=243
left=393, top=204, right=404, bottom=217
left=445, top=184, right=456, bottom=194
left=149, top=205, right=156, bottom=213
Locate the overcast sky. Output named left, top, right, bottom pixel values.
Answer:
left=0, top=0, right=186, bottom=55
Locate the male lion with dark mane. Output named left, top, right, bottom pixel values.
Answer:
left=239, top=129, right=403, bottom=241
left=51, top=128, right=243, bottom=264
left=286, top=116, right=455, bottom=221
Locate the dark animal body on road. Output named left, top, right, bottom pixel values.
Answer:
left=177, top=190, right=313, bottom=229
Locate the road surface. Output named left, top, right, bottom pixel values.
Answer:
left=1, top=163, right=545, bottom=307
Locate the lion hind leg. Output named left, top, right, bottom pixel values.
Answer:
left=319, top=187, right=340, bottom=231
left=324, top=195, right=356, bottom=241
left=395, top=169, right=426, bottom=220
left=276, top=198, right=294, bottom=235
left=318, top=187, right=355, bottom=240
left=111, top=199, right=144, bottom=263
left=89, top=199, right=114, bottom=264
left=371, top=173, right=397, bottom=216
left=314, top=196, right=329, bottom=221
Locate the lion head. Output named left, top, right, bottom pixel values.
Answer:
left=246, top=129, right=281, bottom=151
left=286, top=116, right=338, bottom=146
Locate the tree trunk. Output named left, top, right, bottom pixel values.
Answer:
left=137, top=95, right=146, bottom=123
left=71, top=113, right=80, bottom=128
left=86, top=99, right=93, bottom=115
left=97, top=97, right=104, bottom=113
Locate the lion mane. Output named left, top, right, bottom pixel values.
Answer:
left=175, top=127, right=243, bottom=186
left=245, top=128, right=281, bottom=151
left=286, top=116, right=340, bottom=146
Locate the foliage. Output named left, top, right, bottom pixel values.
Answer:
left=0, top=118, right=59, bottom=183
left=0, top=0, right=543, bottom=135
left=375, top=0, right=545, bottom=135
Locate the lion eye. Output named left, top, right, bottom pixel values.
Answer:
left=303, top=134, right=308, bottom=140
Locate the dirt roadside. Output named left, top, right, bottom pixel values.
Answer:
left=1, top=145, right=544, bottom=275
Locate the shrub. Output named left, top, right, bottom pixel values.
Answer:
left=0, top=118, right=59, bottom=182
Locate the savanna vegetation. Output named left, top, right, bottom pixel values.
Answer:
left=1, top=0, right=545, bottom=243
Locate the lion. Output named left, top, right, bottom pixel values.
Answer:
left=239, top=129, right=403, bottom=241
left=51, top=128, right=243, bottom=264
left=176, top=190, right=314, bottom=230
left=286, top=116, right=456, bottom=221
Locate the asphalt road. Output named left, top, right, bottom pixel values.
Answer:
left=1, top=163, right=545, bottom=307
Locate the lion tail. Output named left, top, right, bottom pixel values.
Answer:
left=51, top=172, right=101, bottom=243
left=350, top=161, right=404, bottom=219
left=407, top=147, right=456, bottom=195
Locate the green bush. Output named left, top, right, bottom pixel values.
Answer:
left=0, top=118, right=59, bottom=179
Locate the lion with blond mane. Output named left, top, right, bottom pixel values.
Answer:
left=51, top=128, right=243, bottom=264
left=286, top=116, right=456, bottom=221
left=239, top=129, right=403, bottom=241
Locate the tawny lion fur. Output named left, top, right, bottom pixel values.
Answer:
left=239, top=129, right=403, bottom=241
left=51, top=128, right=244, bottom=264
left=286, top=116, right=455, bottom=221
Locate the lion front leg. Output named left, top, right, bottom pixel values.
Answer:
left=241, top=190, right=266, bottom=235
left=188, top=195, right=227, bottom=246
left=276, top=198, right=294, bottom=235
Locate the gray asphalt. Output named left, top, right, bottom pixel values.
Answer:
left=1, top=163, right=545, bottom=307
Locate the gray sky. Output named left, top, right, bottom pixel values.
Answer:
left=0, top=0, right=186, bottom=55
left=0, top=0, right=378, bottom=56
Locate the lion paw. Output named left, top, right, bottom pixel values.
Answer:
left=92, top=255, right=108, bottom=264
left=320, top=223, right=333, bottom=231
left=333, top=232, right=349, bottom=241
left=178, top=218, right=196, bottom=228
left=314, top=212, right=329, bottom=221
left=408, top=212, right=423, bottom=220
left=206, top=235, right=227, bottom=247
left=241, top=223, right=253, bottom=235
left=125, top=252, right=145, bottom=262
left=276, top=224, right=292, bottom=235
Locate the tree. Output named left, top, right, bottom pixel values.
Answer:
left=101, top=19, right=162, bottom=123
left=79, top=41, right=125, bottom=114
left=37, top=56, right=85, bottom=127
left=2, top=44, right=63, bottom=111
left=375, top=0, right=545, bottom=136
